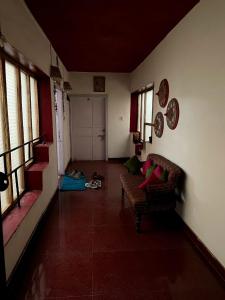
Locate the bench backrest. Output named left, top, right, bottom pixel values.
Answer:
left=147, top=153, right=183, bottom=188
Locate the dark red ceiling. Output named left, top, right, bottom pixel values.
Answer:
left=25, top=0, right=199, bottom=72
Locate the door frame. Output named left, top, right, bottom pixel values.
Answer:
left=54, top=86, right=65, bottom=174
left=70, top=94, right=108, bottom=161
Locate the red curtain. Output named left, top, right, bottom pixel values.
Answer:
left=130, top=93, right=138, bottom=132
left=38, top=76, right=53, bottom=142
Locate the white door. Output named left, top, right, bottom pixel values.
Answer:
left=70, top=96, right=106, bottom=160
left=55, top=88, right=64, bottom=174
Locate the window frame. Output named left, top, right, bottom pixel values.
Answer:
left=144, top=88, right=154, bottom=143
left=135, top=85, right=154, bottom=143
left=0, top=50, right=40, bottom=217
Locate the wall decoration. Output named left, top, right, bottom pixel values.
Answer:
left=154, top=112, right=164, bottom=138
left=93, top=76, right=105, bottom=92
left=156, top=79, right=169, bottom=108
left=133, top=131, right=140, bottom=144
left=165, top=98, right=179, bottom=130
left=135, top=142, right=143, bottom=156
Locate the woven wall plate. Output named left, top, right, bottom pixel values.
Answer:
left=156, top=79, right=169, bottom=108
left=165, top=98, right=179, bottom=130
left=154, top=112, right=164, bottom=138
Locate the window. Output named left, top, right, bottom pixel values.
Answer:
left=130, top=86, right=154, bottom=143
left=0, top=56, right=40, bottom=215
left=145, top=89, right=154, bottom=142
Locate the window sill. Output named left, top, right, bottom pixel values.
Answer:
left=3, top=143, right=51, bottom=246
left=3, top=190, right=42, bottom=246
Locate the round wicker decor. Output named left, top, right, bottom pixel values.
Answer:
left=165, top=98, right=179, bottom=130
left=156, top=79, right=169, bottom=108
left=154, top=112, right=164, bottom=138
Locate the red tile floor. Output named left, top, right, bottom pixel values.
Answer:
left=10, top=162, right=225, bottom=299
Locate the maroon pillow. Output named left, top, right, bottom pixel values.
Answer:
left=141, top=159, right=153, bottom=176
left=138, top=172, right=161, bottom=190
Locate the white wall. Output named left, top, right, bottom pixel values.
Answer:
left=0, top=0, right=68, bottom=79
left=0, top=0, right=71, bottom=162
left=131, top=0, right=225, bottom=267
left=69, top=72, right=130, bottom=158
left=0, top=0, right=70, bottom=278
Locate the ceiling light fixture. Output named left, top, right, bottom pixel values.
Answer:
left=63, top=81, right=72, bottom=91
left=50, top=65, right=62, bottom=82
left=61, top=63, right=72, bottom=91
left=0, top=24, right=7, bottom=49
left=49, top=44, right=62, bottom=82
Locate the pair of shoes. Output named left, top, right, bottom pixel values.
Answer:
left=95, top=180, right=102, bottom=188
left=85, top=182, right=97, bottom=189
left=85, top=179, right=102, bottom=189
left=92, top=172, right=104, bottom=180
left=73, top=171, right=84, bottom=179
left=67, top=169, right=84, bottom=179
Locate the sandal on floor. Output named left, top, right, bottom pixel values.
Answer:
left=85, top=179, right=102, bottom=189
left=92, top=172, right=104, bottom=180
left=67, top=169, right=84, bottom=179
left=95, top=180, right=102, bottom=188
left=85, top=181, right=98, bottom=189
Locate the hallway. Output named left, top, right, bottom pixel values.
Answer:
left=10, top=162, right=225, bottom=300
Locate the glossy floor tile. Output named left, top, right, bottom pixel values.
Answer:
left=9, top=161, right=225, bottom=300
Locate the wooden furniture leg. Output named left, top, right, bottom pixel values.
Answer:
left=135, top=211, right=142, bottom=233
left=121, top=187, right=125, bottom=199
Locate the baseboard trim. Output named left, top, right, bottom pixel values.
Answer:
left=176, top=212, right=225, bottom=286
left=108, top=157, right=129, bottom=163
left=6, top=189, right=58, bottom=299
